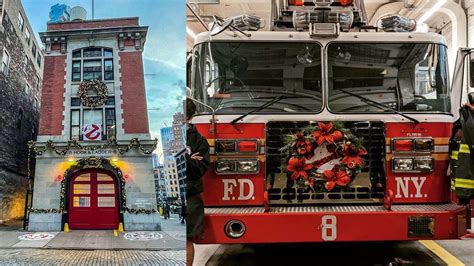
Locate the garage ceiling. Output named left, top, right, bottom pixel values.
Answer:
left=186, top=0, right=464, bottom=50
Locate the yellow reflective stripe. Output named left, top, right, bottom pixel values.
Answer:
left=459, top=144, right=470, bottom=154
left=450, top=151, right=459, bottom=160
left=454, top=178, right=474, bottom=189
left=451, top=179, right=456, bottom=190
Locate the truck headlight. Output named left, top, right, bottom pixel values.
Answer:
left=216, top=159, right=259, bottom=174
left=392, top=157, right=434, bottom=172
left=216, top=161, right=236, bottom=174
left=237, top=160, right=258, bottom=172
left=393, top=158, right=414, bottom=171
left=414, top=157, right=434, bottom=172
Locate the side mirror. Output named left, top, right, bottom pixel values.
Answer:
left=210, top=17, right=233, bottom=36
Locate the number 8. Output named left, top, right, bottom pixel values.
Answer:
left=321, top=215, right=337, bottom=241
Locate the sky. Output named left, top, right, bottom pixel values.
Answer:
left=22, top=0, right=186, bottom=159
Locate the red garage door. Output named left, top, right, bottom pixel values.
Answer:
left=68, top=170, right=119, bottom=229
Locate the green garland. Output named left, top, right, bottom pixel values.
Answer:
left=124, top=208, right=159, bottom=214
left=28, top=208, right=61, bottom=213
left=280, top=121, right=368, bottom=192
left=78, top=80, right=108, bottom=108
left=28, top=138, right=158, bottom=157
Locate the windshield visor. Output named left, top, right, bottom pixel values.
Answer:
left=192, top=42, right=323, bottom=114
left=327, top=43, right=450, bottom=113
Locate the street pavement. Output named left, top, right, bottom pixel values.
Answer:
left=0, top=214, right=186, bottom=265
left=194, top=240, right=474, bottom=266
left=0, top=249, right=184, bottom=265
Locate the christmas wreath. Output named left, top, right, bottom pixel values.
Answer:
left=78, top=80, right=108, bottom=107
left=280, top=122, right=368, bottom=192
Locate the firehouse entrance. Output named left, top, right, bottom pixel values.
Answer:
left=68, top=170, right=120, bottom=229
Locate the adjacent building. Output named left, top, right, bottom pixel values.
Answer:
left=164, top=159, right=179, bottom=199
left=160, top=126, right=173, bottom=160
left=27, top=10, right=159, bottom=231
left=175, top=148, right=186, bottom=203
left=0, top=0, right=43, bottom=222
left=169, top=112, right=185, bottom=154
left=153, top=163, right=166, bottom=203
left=152, top=153, right=166, bottom=204
left=160, top=112, right=186, bottom=202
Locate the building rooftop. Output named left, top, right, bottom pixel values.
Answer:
left=46, top=17, right=140, bottom=31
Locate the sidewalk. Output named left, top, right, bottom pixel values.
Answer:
left=0, top=214, right=185, bottom=251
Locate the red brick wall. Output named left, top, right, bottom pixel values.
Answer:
left=119, top=51, right=149, bottom=134
left=47, top=18, right=139, bottom=31
left=38, top=55, right=66, bottom=136
left=124, top=39, right=135, bottom=47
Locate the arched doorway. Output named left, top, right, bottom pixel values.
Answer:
left=68, top=169, right=120, bottom=229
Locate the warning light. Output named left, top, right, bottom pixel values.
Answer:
left=124, top=174, right=130, bottom=180
left=68, top=158, right=75, bottom=162
left=337, top=0, right=353, bottom=6
left=56, top=175, right=63, bottom=181
left=288, top=0, right=304, bottom=6
left=112, top=158, right=118, bottom=162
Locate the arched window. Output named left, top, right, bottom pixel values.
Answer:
left=71, top=47, right=114, bottom=82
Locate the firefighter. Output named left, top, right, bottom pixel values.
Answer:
left=185, top=98, right=210, bottom=266
left=453, top=98, right=474, bottom=202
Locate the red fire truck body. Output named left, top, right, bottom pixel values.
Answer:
left=188, top=3, right=470, bottom=243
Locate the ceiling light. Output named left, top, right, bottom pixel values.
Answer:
left=418, top=0, right=447, bottom=24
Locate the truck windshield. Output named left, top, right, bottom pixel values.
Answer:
left=192, top=42, right=323, bottom=114
left=328, top=43, right=450, bottom=113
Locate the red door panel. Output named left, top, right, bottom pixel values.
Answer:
left=68, top=170, right=119, bottom=229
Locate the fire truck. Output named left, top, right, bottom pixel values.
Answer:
left=188, top=0, right=473, bottom=243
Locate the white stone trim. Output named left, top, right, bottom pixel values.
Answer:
left=117, top=49, right=126, bottom=138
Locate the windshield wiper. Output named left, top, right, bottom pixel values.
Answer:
left=230, top=95, right=296, bottom=125
left=338, top=89, right=419, bottom=124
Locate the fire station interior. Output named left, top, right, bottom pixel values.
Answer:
left=187, top=0, right=474, bottom=265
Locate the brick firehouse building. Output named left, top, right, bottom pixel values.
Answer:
left=27, top=17, right=160, bottom=231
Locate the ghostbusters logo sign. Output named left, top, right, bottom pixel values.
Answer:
left=82, top=123, right=102, bottom=141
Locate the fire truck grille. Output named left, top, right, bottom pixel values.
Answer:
left=408, top=216, right=435, bottom=237
left=205, top=203, right=462, bottom=214
left=266, top=121, right=385, bottom=205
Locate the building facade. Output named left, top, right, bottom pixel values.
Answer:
left=153, top=164, right=166, bottom=203
left=175, top=148, right=186, bottom=203
left=164, top=159, right=179, bottom=199
left=27, top=15, right=159, bottom=231
left=0, top=0, right=43, bottom=222
left=169, top=112, right=185, bottom=154
left=160, top=112, right=186, bottom=202
left=160, top=126, right=173, bottom=160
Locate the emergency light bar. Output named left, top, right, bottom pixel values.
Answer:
left=274, top=0, right=363, bottom=32
left=288, top=0, right=353, bottom=6
left=293, top=9, right=353, bottom=32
